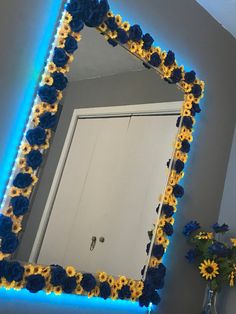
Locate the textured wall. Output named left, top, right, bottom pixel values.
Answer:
left=0, top=0, right=236, bottom=313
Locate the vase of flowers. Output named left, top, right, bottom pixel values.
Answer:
left=183, top=221, right=236, bottom=314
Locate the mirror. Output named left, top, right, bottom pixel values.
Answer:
left=13, top=26, right=183, bottom=281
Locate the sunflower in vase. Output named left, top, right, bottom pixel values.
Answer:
left=183, top=221, right=236, bottom=291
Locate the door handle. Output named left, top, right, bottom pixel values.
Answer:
left=90, top=236, right=97, bottom=251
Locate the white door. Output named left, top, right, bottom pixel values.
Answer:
left=36, top=104, right=179, bottom=279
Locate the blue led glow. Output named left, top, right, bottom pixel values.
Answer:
left=0, top=288, right=146, bottom=313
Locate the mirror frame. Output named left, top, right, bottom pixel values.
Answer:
left=0, top=0, right=204, bottom=308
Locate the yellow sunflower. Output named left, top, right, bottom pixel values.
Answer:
left=195, top=232, right=213, bottom=240
left=199, top=260, right=219, bottom=280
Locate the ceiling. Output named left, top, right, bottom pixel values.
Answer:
left=68, top=27, right=144, bottom=81
left=196, top=0, right=236, bottom=38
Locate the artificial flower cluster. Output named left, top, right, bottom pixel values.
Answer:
left=0, top=261, right=144, bottom=301
left=0, top=0, right=204, bottom=307
left=183, top=221, right=236, bottom=291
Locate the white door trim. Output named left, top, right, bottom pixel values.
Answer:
left=29, top=101, right=182, bottom=263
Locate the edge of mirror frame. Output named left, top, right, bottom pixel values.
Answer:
left=0, top=0, right=205, bottom=308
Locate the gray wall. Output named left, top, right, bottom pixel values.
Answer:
left=0, top=0, right=236, bottom=314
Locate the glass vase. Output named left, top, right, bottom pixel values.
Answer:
left=201, top=286, right=217, bottom=314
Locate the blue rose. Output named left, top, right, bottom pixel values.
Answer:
left=64, top=35, right=78, bottom=54
left=162, top=204, right=174, bottom=217
left=185, top=70, right=196, bottom=84
left=26, top=126, right=47, bottom=146
left=129, top=24, right=143, bottom=42
left=116, top=28, right=129, bottom=44
left=38, top=85, right=57, bottom=104
left=69, top=16, right=84, bottom=33
left=3, top=261, right=24, bottom=282
left=174, top=159, right=185, bottom=173
left=183, top=221, right=200, bottom=237
left=181, top=139, right=191, bottom=153
left=13, top=173, right=33, bottom=189
left=52, top=72, right=68, bottom=91
left=118, top=285, right=131, bottom=299
left=99, top=282, right=111, bottom=299
left=185, top=249, right=199, bottom=263
left=50, top=265, right=67, bottom=286
left=212, top=223, right=229, bottom=233
left=138, top=286, right=152, bottom=307
left=62, top=276, right=77, bottom=293
left=152, top=244, right=164, bottom=259
left=66, top=0, right=81, bottom=16
left=39, top=112, right=57, bottom=129
left=182, top=116, right=193, bottom=129
left=163, top=223, right=174, bottom=236
left=80, top=273, right=96, bottom=292
left=105, top=17, right=118, bottom=31
left=0, top=215, right=13, bottom=237
left=142, top=33, right=154, bottom=50
left=170, top=68, right=182, bottom=83
left=53, top=48, right=69, bottom=67
left=10, top=195, right=29, bottom=217
left=1, top=232, right=19, bottom=253
left=192, top=102, right=201, bottom=114
left=149, top=52, right=161, bottom=67
left=26, top=150, right=43, bottom=170
left=164, top=50, right=175, bottom=66
left=26, top=274, right=45, bottom=293
left=191, top=84, right=202, bottom=98
left=173, top=184, right=184, bottom=198
left=83, top=0, right=110, bottom=27
left=0, top=260, right=7, bottom=277
left=145, top=265, right=166, bottom=289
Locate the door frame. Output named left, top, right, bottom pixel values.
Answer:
left=29, top=101, right=182, bottom=263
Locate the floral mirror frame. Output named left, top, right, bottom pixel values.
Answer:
left=0, top=0, right=204, bottom=308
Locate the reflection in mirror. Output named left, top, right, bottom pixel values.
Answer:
left=14, top=27, right=183, bottom=280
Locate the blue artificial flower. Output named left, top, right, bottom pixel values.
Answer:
left=64, top=35, right=78, bottom=54
left=191, top=84, right=202, bottom=98
left=26, top=127, right=46, bottom=146
left=50, top=265, right=67, bottom=286
left=170, top=68, right=182, bottom=83
left=175, top=159, right=185, bottom=173
left=100, top=282, right=111, bottom=299
left=129, top=24, right=142, bottom=42
left=0, top=260, right=7, bottom=277
left=208, top=241, right=231, bottom=257
left=26, top=150, right=43, bottom=170
left=1, top=232, right=19, bottom=254
left=142, top=33, right=154, bottom=50
left=53, top=48, right=69, bottom=67
left=13, top=173, right=33, bottom=189
left=105, top=17, right=118, bottom=31
left=184, top=70, right=196, bottom=84
left=52, top=72, right=68, bottom=91
left=80, top=273, right=96, bottom=292
left=173, top=184, right=184, bottom=198
left=162, top=204, right=174, bottom=217
left=3, top=261, right=24, bottom=282
left=26, top=274, right=46, bottom=293
left=83, top=0, right=110, bottom=27
left=212, top=223, right=229, bottom=233
left=66, top=0, right=82, bottom=16
left=149, top=52, right=161, bottom=67
left=163, top=222, right=174, bottom=236
left=116, top=28, right=129, bottom=44
left=0, top=214, right=13, bottom=237
left=185, top=249, right=198, bottom=263
left=107, top=38, right=118, bottom=47
left=38, top=85, right=57, bottom=104
left=62, top=276, right=77, bottom=293
left=10, top=195, right=29, bottom=217
left=192, top=102, right=201, bottom=114
left=39, top=112, right=57, bottom=129
left=181, top=139, right=191, bottom=153
left=118, top=285, right=131, bottom=299
left=145, top=265, right=166, bottom=290
left=182, top=116, right=193, bottom=129
left=164, top=50, right=175, bottom=66
left=183, top=221, right=200, bottom=237
left=69, top=16, right=84, bottom=33
left=152, top=244, right=165, bottom=259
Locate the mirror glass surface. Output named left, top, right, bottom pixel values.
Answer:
left=14, top=27, right=183, bottom=280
